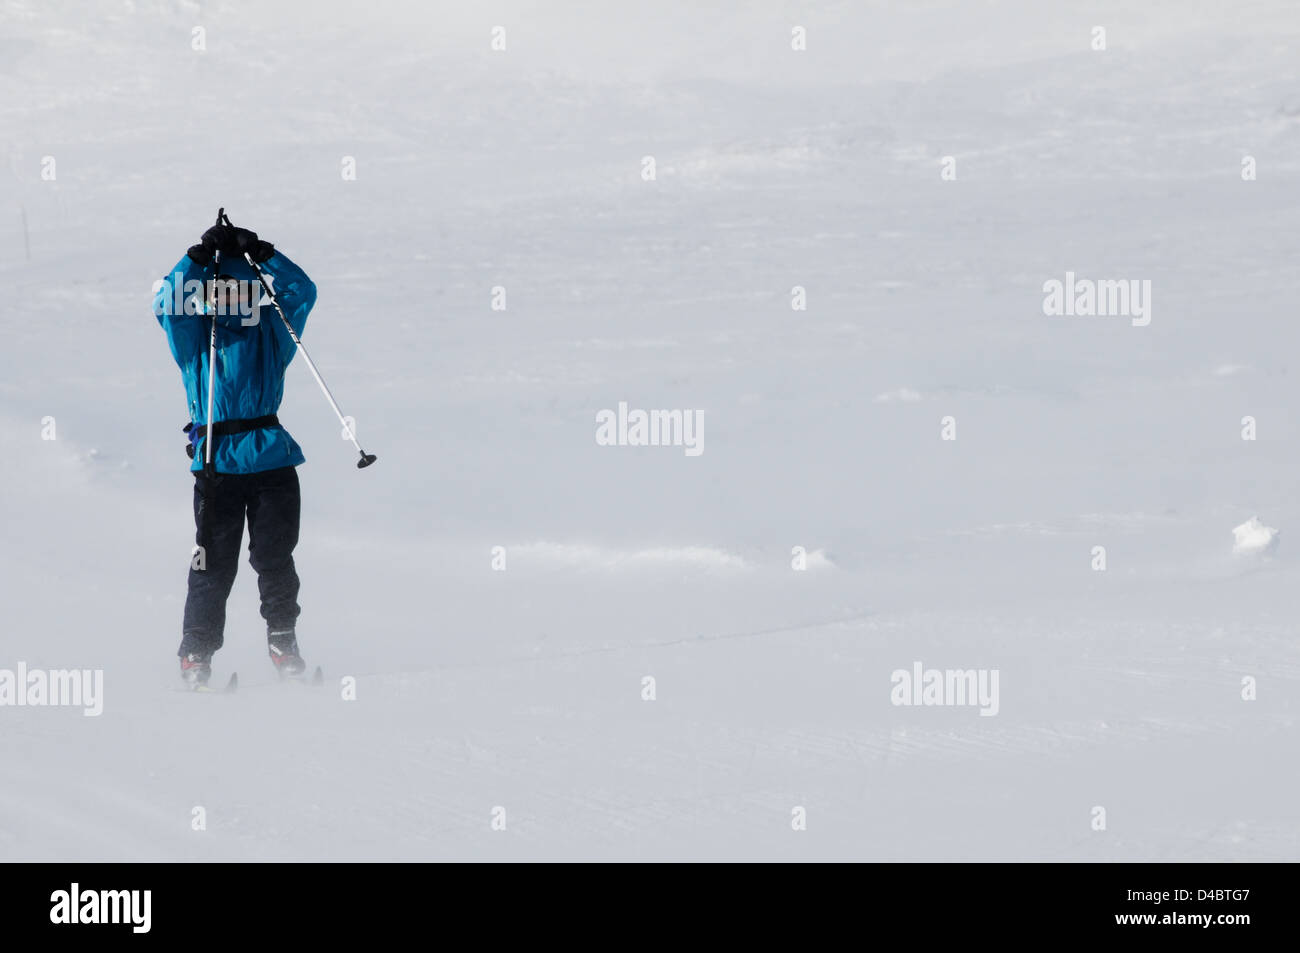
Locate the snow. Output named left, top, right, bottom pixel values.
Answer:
left=1, top=0, right=1298, bottom=860
left=1232, top=517, right=1280, bottom=557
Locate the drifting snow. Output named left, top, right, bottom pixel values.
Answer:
left=1232, top=517, right=1280, bottom=557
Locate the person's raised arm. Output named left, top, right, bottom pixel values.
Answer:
left=153, top=243, right=214, bottom=366
left=256, top=247, right=317, bottom=360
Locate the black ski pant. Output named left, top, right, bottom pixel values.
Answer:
left=179, top=466, right=301, bottom=656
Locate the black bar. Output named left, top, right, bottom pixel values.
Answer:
left=3, top=861, right=1281, bottom=941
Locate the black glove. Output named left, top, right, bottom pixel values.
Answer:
left=186, top=225, right=232, bottom=266
left=195, top=224, right=276, bottom=264
left=247, top=237, right=275, bottom=263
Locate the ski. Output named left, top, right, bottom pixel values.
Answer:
left=176, top=667, right=320, bottom=693
left=192, top=672, right=238, bottom=694
left=279, top=665, right=324, bottom=688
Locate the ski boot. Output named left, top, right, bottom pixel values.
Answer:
left=268, top=629, right=307, bottom=680
left=180, top=651, right=213, bottom=689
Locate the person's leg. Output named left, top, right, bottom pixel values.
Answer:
left=179, top=473, right=247, bottom=657
left=245, top=466, right=302, bottom=639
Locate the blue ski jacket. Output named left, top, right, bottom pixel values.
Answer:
left=154, top=250, right=317, bottom=474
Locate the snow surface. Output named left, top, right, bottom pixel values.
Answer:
left=1, top=0, right=1298, bottom=860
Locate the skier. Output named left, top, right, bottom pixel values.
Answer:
left=154, top=221, right=317, bottom=687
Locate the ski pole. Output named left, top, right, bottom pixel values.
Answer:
left=221, top=210, right=377, bottom=469
left=204, top=208, right=223, bottom=477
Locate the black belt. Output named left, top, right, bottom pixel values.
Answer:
left=188, top=414, right=280, bottom=440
